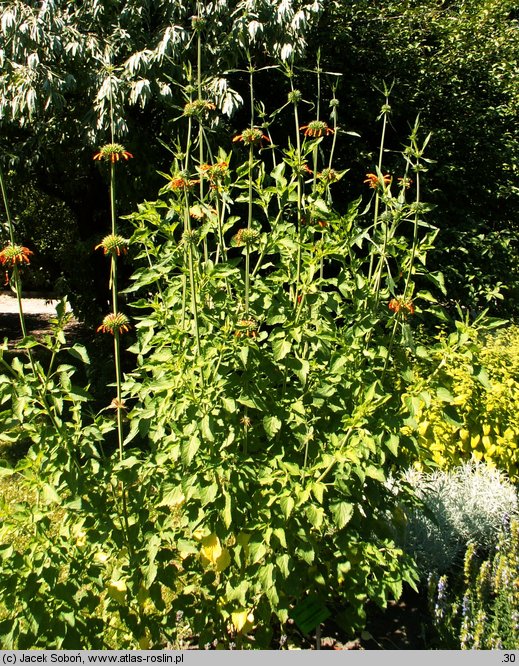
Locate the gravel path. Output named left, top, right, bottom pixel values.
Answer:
left=0, top=292, right=81, bottom=345
left=0, top=292, right=70, bottom=315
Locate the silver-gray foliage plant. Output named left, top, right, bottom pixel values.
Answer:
left=398, top=462, right=518, bottom=578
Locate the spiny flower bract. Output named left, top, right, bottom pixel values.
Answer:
left=93, top=143, right=133, bottom=163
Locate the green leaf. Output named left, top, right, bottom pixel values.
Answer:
left=200, top=414, right=215, bottom=442
left=272, top=338, right=291, bottom=361
left=68, top=385, right=91, bottom=402
left=238, top=346, right=249, bottom=368
left=258, top=563, right=275, bottom=591
left=248, top=541, right=267, bottom=565
left=222, top=491, right=232, bottom=529
left=385, top=434, right=399, bottom=456
left=365, top=466, right=386, bottom=483
left=306, top=504, right=324, bottom=530
left=276, top=554, right=290, bottom=578
left=199, top=483, right=218, bottom=506
left=279, top=495, right=295, bottom=520
left=222, top=397, right=236, bottom=413
left=67, top=344, right=90, bottom=365
left=331, top=502, right=353, bottom=529
left=436, top=387, right=454, bottom=403
left=181, top=435, right=200, bottom=466
left=159, top=485, right=186, bottom=508
left=42, top=483, right=60, bottom=504
left=263, top=414, right=282, bottom=438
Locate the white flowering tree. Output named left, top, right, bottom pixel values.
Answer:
left=0, top=0, right=322, bottom=148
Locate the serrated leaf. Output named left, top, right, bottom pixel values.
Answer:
left=385, top=434, right=399, bottom=456
left=263, top=414, right=282, bottom=438
left=68, top=385, right=90, bottom=402
left=222, top=491, right=232, bottom=529
left=238, top=346, right=249, bottom=368
left=436, top=387, right=454, bottom=403
left=42, top=484, right=60, bottom=504
left=258, top=563, right=275, bottom=591
left=272, top=338, right=291, bottom=361
left=306, top=504, right=324, bottom=530
left=158, top=485, right=185, bottom=507
left=222, top=396, right=236, bottom=413
left=248, top=541, right=266, bottom=564
left=276, top=554, right=290, bottom=578
left=279, top=495, right=295, bottom=520
left=331, top=501, right=353, bottom=529
left=181, top=435, right=200, bottom=466
left=311, top=482, right=325, bottom=504
left=67, top=344, right=90, bottom=365
left=365, top=466, right=386, bottom=483
left=199, top=483, right=218, bottom=506
left=200, top=414, right=215, bottom=442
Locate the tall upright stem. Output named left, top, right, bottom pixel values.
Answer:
left=0, top=165, right=31, bottom=347
left=368, top=95, right=390, bottom=285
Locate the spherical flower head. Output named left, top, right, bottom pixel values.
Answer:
left=183, top=99, right=216, bottom=119
left=300, top=120, right=334, bottom=138
left=288, top=89, right=303, bottom=104
left=97, top=312, right=130, bottom=336
left=95, top=234, right=129, bottom=256
left=191, top=15, right=206, bottom=32
left=169, top=172, right=199, bottom=191
left=389, top=297, right=415, bottom=316
left=182, top=229, right=200, bottom=246
left=364, top=172, right=392, bottom=189
left=199, top=161, right=229, bottom=182
left=318, top=168, right=338, bottom=183
left=231, top=228, right=260, bottom=247
left=235, top=318, right=258, bottom=339
left=232, top=128, right=270, bottom=146
left=93, top=143, right=133, bottom=163
left=398, top=176, right=413, bottom=189
left=0, top=244, right=33, bottom=267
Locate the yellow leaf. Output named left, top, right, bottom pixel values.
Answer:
left=200, top=533, right=231, bottom=572
left=231, top=609, right=254, bottom=634
left=107, top=579, right=127, bottom=604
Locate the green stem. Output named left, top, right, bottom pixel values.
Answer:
left=247, top=145, right=253, bottom=231
left=114, top=333, right=124, bottom=460
left=245, top=245, right=250, bottom=314
left=403, top=170, right=421, bottom=300
left=293, top=96, right=304, bottom=308
left=249, top=57, right=255, bottom=128
left=0, top=165, right=15, bottom=246
left=184, top=199, right=201, bottom=355
left=368, top=97, right=389, bottom=284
